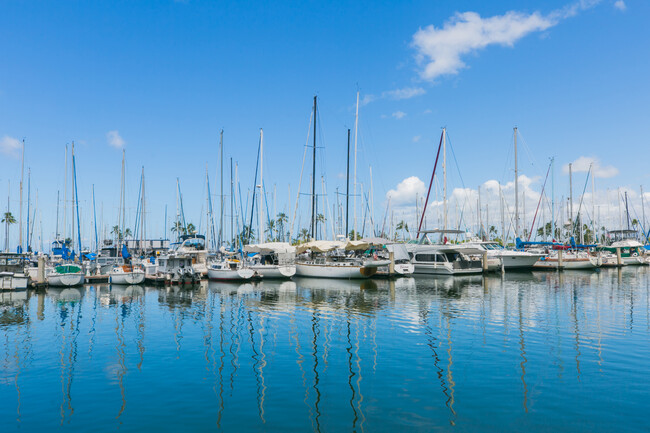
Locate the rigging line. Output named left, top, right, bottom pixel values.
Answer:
left=290, top=110, right=313, bottom=239
left=574, top=167, right=592, bottom=229
left=527, top=161, right=552, bottom=241
left=247, top=136, right=262, bottom=239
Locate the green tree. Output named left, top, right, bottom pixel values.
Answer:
left=240, top=225, right=254, bottom=245
left=2, top=211, right=16, bottom=252
left=111, top=225, right=122, bottom=241
left=186, top=223, right=196, bottom=236
left=348, top=229, right=360, bottom=241
left=299, top=228, right=310, bottom=242
left=265, top=219, right=276, bottom=241
left=316, top=213, right=326, bottom=239
left=124, top=228, right=133, bottom=239
left=276, top=212, right=288, bottom=242
left=396, top=220, right=409, bottom=241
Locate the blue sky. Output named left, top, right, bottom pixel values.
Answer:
left=1, top=0, right=649, bottom=249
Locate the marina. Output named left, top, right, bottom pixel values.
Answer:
left=2, top=269, right=649, bottom=432
left=2, top=1, right=649, bottom=431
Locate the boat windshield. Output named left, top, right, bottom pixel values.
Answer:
left=484, top=243, right=504, bottom=250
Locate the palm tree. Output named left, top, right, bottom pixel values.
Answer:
left=124, top=228, right=133, bottom=239
left=316, top=213, right=326, bottom=239
left=111, top=225, right=122, bottom=241
left=299, top=228, right=310, bottom=242
left=240, top=225, right=254, bottom=245
left=396, top=220, right=409, bottom=241
left=276, top=212, right=288, bottom=242
left=171, top=221, right=185, bottom=237
left=265, top=219, right=276, bottom=241
left=2, top=211, right=16, bottom=252
left=186, top=223, right=196, bottom=235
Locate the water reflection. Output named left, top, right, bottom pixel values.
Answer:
left=1, top=269, right=650, bottom=432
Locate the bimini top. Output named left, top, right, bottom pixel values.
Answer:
left=296, top=240, right=346, bottom=253
left=244, top=242, right=296, bottom=254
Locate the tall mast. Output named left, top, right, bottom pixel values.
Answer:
left=71, top=142, right=76, bottom=252
left=477, top=185, right=482, bottom=239
left=120, top=149, right=126, bottom=241
left=205, top=166, right=210, bottom=250
left=92, top=185, right=98, bottom=253
left=230, top=158, right=234, bottom=247
left=551, top=157, right=555, bottom=240
left=569, top=162, right=573, bottom=235
left=219, top=129, right=224, bottom=246
left=64, top=145, right=68, bottom=244
left=443, top=127, right=447, bottom=232
left=369, top=165, right=374, bottom=237
left=346, top=129, right=350, bottom=237
left=591, top=164, right=596, bottom=242
left=311, top=96, right=317, bottom=239
left=18, top=139, right=24, bottom=252
left=353, top=91, right=359, bottom=239
left=625, top=192, right=630, bottom=230
left=641, top=185, right=646, bottom=239
left=514, top=127, right=519, bottom=238
left=141, top=167, right=146, bottom=253
left=500, top=183, right=505, bottom=243
left=26, top=168, right=30, bottom=252
left=259, top=128, right=265, bottom=243
left=55, top=190, right=60, bottom=239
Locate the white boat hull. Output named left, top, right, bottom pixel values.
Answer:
left=295, top=262, right=375, bottom=279
left=499, top=254, right=543, bottom=269
left=250, top=264, right=296, bottom=279
left=47, top=273, right=85, bottom=287
left=534, top=256, right=599, bottom=270
left=109, top=270, right=146, bottom=285
left=413, top=263, right=483, bottom=275
left=208, top=267, right=255, bottom=281
left=0, top=273, right=29, bottom=290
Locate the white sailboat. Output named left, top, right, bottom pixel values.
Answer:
left=245, top=242, right=296, bottom=279
left=47, top=264, right=85, bottom=287
left=295, top=240, right=390, bottom=279
left=207, top=251, right=256, bottom=281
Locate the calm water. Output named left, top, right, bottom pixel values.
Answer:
left=2, top=268, right=649, bottom=432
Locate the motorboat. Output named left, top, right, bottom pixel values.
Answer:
left=0, top=253, right=29, bottom=290
left=154, top=253, right=200, bottom=285
left=108, top=263, right=146, bottom=285
left=245, top=242, right=296, bottom=279
left=405, top=230, right=484, bottom=275
left=465, top=240, right=543, bottom=270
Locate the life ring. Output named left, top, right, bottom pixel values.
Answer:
left=632, top=252, right=639, bottom=257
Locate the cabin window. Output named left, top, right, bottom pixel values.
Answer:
left=415, top=254, right=436, bottom=262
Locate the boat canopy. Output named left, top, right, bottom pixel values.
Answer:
left=385, top=244, right=410, bottom=261
left=296, top=240, right=345, bottom=253
left=610, top=239, right=643, bottom=248
left=361, top=237, right=392, bottom=245
left=344, top=240, right=371, bottom=250
left=244, top=242, right=296, bottom=254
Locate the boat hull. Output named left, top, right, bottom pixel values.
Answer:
left=0, top=273, right=28, bottom=290
left=295, top=262, right=376, bottom=279
left=109, top=270, right=146, bottom=285
left=47, top=273, right=85, bottom=287
left=534, top=256, right=599, bottom=270
left=208, top=267, right=255, bottom=281
left=499, top=254, right=543, bottom=270
left=412, top=263, right=483, bottom=275
left=250, top=264, right=296, bottom=279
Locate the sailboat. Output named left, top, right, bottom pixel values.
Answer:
left=47, top=143, right=85, bottom=287
left=245, top=242, right=296, bottom=279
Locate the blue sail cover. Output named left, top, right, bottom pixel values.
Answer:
left=122, top=244, right=131, bottom=259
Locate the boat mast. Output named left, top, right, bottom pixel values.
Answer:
left=353, top=91, right=359, bottom=239
left=55, top=190, right=60, bottom=239
left=64, top=144, right=68, bottom=246
left=18, top=139, right=24, bottom=252
left=26, top=168, right=30, bottom=252
left=259, top=128, right=265, bottom=243
left=71, top=142, right=76, bottom=253
left=569, top=162, right=573, bottom=237
left=514, top=127, right=519, bottom=239
left=311, top=96, right=317, bottom=240
left=141, top=167, right=146, bottom=255
left=370, top=165, right=374, bottom=236
left=345, top=128, right=350, bottom=237
left=443, top=127, right=447, bottom=232
left=120, top=149, right=126, bottom=245
left=219, top=129, right=224, bottom=247
left=551, top=157, right=555, bottom=240
left=591, top=164, right=596, bottom=243
left=641, top=185, right=647, bottom=240
left=231, top=158, right=234, bottom=247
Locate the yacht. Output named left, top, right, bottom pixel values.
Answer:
left=465, top=240, right=543, bottom=270
left=0, top=253, right=29, bottom=290
left=405, top=230, right=484, bottom=275
left=108, top=263, right=146, bottom=285
left=47, top=264, right=85, bottom=287
left=245, top=242, right=296, bottom=279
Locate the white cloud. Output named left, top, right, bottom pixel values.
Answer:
left=106, top=130, right=125, bottom=148
left=382, top=87, right=426, bottom=100
left=0, top=135, right=21, bottom=158
left=412, top=135, right=421, bottom=143
left=563, top=156, right=618, bottom=178
left=387, top=176, right=426, bottom=207
left=359, top=94, right=376, bottom=106
left=412, top=1, right=601, bottom=81
left=614, top=1, right=626, bottom=11
left=392, top=111, right=407, bottom=119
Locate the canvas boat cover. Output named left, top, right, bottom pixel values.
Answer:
left=296, top=240, right=346, bottom=253
left=244, top=242, right=296, bottom=254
